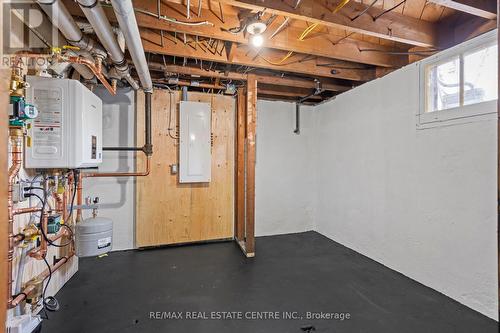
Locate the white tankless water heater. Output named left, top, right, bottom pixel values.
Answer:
left=25, top=76, right=103, bottom=169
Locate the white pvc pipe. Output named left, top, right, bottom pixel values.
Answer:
left=111, top=0, right=153, bottom=92
left=37, top=0, right=106, bottom=57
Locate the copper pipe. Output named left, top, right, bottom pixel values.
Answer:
left=59, top=55, right=116, bottom=95
left=62, top=183, right=68, bottom=223
left=66, top=172, right=74, bottom=224
left=27, top=228, right=70, bottom=258
left=29, top=213, right=48, bottom=260
left=13, top=207, right=42, bottom=215
left=12, top=235, right=24, bottom=247
left=83, top=156, right=151, bottom=178
left=7, top=128, right=23, bottom=307
left=53, top=192, right=63, bottom=214
left=9, top=252, right=75, bottom=308
left=76, top=171, right=83, bottom=222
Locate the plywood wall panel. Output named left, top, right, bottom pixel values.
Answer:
left=136, top=90, right=235, bottom=247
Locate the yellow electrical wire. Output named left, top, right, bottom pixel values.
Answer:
left=259, top=0, right=351, bottom=66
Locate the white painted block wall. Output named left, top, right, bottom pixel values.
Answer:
left=255, top=100, right=316, bottom=236
left=83, top=87, right=136, bottom=251
left=95, top=68, right=497, bottom=320
left=314, top=63, right=498, bottom=320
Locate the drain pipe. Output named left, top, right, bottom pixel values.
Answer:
left=295, top=81, right=323, bottom=134
left=294, top=103, right=300, bottom=135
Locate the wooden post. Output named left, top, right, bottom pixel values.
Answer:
left=0, top=68, right=9, bottom=332
left=235, top=88, right=246, bottom=242
left=244, top=74, right=257, bottom=256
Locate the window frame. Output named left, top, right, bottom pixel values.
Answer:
left=418, top=29, right=498, bottom=127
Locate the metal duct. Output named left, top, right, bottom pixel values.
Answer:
left=37, top=0, right=106, bottom=57
left=76, top=0, right=139, bottom=90
left=111, top=0, right=153, bottom=92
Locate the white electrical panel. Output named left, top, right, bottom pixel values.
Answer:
left=179, top=101, right=211, bottom=183
left=25, top=76, right=103, bottom=169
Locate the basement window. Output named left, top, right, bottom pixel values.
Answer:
left=419, top=29, right=497, bottom=126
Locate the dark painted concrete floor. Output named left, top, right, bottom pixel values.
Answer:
left=43, top=231, right=497, bottom=333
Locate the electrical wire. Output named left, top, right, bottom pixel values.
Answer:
left=167, top=90, right=179, bottom=140
left=350, top=0, right=379, bottom=21
left=105, top=4, right=213, bottom=26
left=372, top=0, right=407, bottom=21
left=41, top=256, right=60, bottom=314
left=25, top=190, right=73, bottom=248
left=259, top=0, right=350, bottom=65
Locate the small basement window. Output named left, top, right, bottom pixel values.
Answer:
left=419, top=30, right=498, bottom=126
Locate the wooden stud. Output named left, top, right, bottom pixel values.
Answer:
left=235, top=88, right=246, bottom=242
left=244, top=73, right=257, bottom=256
left=0, top=68, right=9, bottom=333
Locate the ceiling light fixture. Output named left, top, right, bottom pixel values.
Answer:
left=246, top=14, right=267, bottom=48
left=250, top=34, right=264, bottom=47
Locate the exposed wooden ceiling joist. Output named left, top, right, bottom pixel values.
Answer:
left=217, top=0, right=438, bottom=47
left=152, top=77, right=319, bottom=99
left=140, top=28, right=376, bottom=81
left=61, top=0, right=407, bottom=68
left=428, top=0, right=497, bottom=20
left=147, top=63, right=351, bottom=91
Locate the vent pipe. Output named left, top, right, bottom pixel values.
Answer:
left=37, top=0, right=106, bottom=57
left=110, top=0, right=153, bottom=92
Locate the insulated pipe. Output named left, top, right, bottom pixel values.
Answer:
left=77, top=0, right=124, bottom=64
left=77, top=0, right=138, bottom=89
left=37, top=0, right=106, bottom=57
left=110, top=0, right=153, bottom=92
left=14, top=244, right=33, bottom=316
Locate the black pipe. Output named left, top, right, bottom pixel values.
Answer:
left=293, top=103, right=300, bottom=135
left=103, top=147, right=143, bottom=151
left=102, top=91, right=153, bottom=156
left=144, top=91, right=153, bottom=156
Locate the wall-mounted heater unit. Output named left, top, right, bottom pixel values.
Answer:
left=179, top=101, right=212, bottom=183
left=25, top=76, right=103, bottom=169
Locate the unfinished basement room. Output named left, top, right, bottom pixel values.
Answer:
left=0, top=0, right=499, bottom=332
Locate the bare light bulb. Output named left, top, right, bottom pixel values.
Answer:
left=251, top=34, right=264, bottom=47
